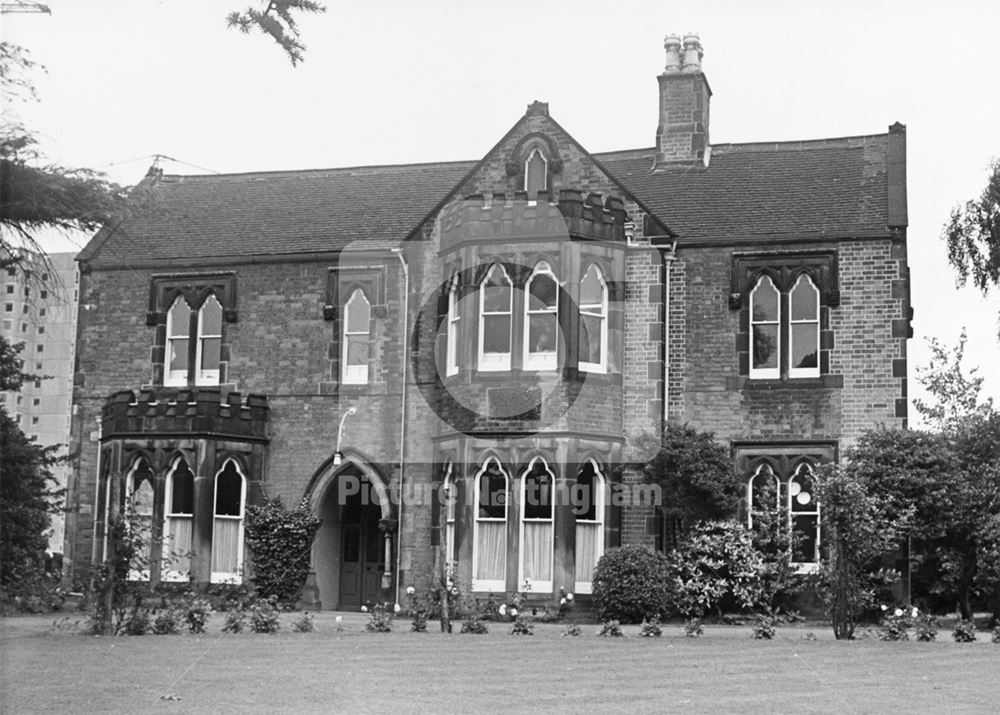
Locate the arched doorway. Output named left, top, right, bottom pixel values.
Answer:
left=310, top=457, right=392, bottom=610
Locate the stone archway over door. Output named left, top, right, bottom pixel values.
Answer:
left=310, top=457, right=392, bottom=610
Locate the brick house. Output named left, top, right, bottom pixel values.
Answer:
left=62, top=34, right=909, bottom=608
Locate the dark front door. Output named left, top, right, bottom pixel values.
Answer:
left=339, top=479, right=385, bottom=608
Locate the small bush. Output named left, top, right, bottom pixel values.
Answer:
left=183, top=595, right=211, bottom=634
left=878, top=608, right=910, bottom=641
left=291, top=611, right=315, bottom=633
left=460, top=617, right=489, bottom=634
left=561, top=623, right=582, bottom=637
left=124, top=609, right=150, bottom=636
left=510, top=615, right=534, bottom=635
left=752, top=617, right=776, bottom=640
left=364, top=603, right=393, bottom=633
left=914, top=613, right=938, bottom=642
left=683, top=618, right=703, bottom=637
left=244, top=497, right=322, bottom=605
left=250, top=598, right=281, bottom=634
left=592, top=546, right=671, bottom=623
left=222, top=608, right=248, bottom=633
left=638, top=619, right=662, bottom=637
left=952, top=619, right=977, bottom=642
left=801, top=632, right=817, bottom=641
left=597, top=620, right=624, bottom=637
left=992, top=626, right=1000, bottom=644
left=151, top=607, right=182, bottom=635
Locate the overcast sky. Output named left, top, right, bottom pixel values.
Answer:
left=4, top=0, right=998, bottom=424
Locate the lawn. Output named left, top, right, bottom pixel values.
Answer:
left=2, top=612, right=998, bottom=713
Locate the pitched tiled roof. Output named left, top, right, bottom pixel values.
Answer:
left=80, top=161, right=476, bottom=265
left=594, top=134, right=892, bottom=244
left=80, top=132, right=895, bottom=265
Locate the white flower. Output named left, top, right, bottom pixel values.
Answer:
left=566, top=593, right=574, bottom=601
left=510, top=608, right=518, bottom=617
left=893, top=608, right=903, bottom=617
left=335, top=616, right=343, bottom=624
left=880, top=604, right=888, bottom=611
left=560, top=598, right=566, bottom=606
left=361, top=605, right=368, bottom=613
left=394, top=603, right=402, bottom=613
left=406, top=586, right=415, bottom=596
left=498, top=604, right=507, bottom=616
left=911, top=607, right=919, bottom=618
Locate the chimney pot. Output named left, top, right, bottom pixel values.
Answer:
left=682, top=33, right=703, bottom=73
left=663, top=33, right=682, bottom=73
left=654, top=32, right=711, bottom=168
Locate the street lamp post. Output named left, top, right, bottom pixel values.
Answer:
left=333, top=406, right=357, bottom=467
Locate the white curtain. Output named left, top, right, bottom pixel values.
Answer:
left=522, top=522, right=553, bottom=582
left=475, top=521, right=505, bottom=582
left=575, top=522, right=602, bottom=587
left=163, top=516, right=192, bottom=580
left=211, top=517, right=241, bottom=578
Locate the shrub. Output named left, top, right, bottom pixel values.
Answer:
left=952, top=619, right=977, bottom=642
left=460, top=617, right=488, bottom=634
left=914, top=611, right=938, bottom=642
left=597, top=620, right=624, bottom=637
left=992, top=626, right=1000, bottom=644
left=151, top=607, right=182, bottom=635
left=593, top=546, right=671, bottom=623
left=683, top=618, right=703, bottom=637
left=752, top=617, right=776, bottom=640
left=183, top=595, right=211, bottom=634
left=561, top=623, right=582, bottom=637
left=123, top=608, right=150, bottom=635
left=638, top=619, right=662, bottom=637
left=291, top=611, right=315, bottom=633
left=364, top=602, right=393, bottom=633
left=244, top=497, right=321, bottom=604
left=250, top=597, right=281, bottom=634
left=666, top=521, right=766, bottom=619
left=510, top=615, right=534, bottom=635
left=878, top=607, right=910, bottom=641
left=222, top=607, right=248, bottom=633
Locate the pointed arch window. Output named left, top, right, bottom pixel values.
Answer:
left=473, top=457, right=508, bottom=591
left=520, top=457, right=555, bottom=592
left=124, top=457, right=155, bottom=581
left=343, top=289, right=371, bottom=384
left=579, top=264, right=608, bottom=372
left=746, top=461, right=781, bottom=529
left=789, top=274, right=820, bottom=378
left=165, top=296, right=192, bottom=386
left=750, top=275, right=780, bottom=379
left=196, top=295, right=222, bottom=385
left=524, top=147, right=547, bottom=199
left=524, top=262, right=559, bottom=370
left=573, top=459, right=605, bottom=594
left=789, top=463, right=820, bottom=567
left=446, top=275, right=461, bottom=377
left=478, top=264, right=513, bottom=371
left=163, top=457, right=194, bottom=582
left=442, top=462, right=457, bottom=573
left=211, top=459, right=246, bottom=583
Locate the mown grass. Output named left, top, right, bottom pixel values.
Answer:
left=2, top=613, right=998, bottom=713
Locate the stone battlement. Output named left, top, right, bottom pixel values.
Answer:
left=439, top=190, right=627, bottom=246
left=101, top=387, right=269, bottom=441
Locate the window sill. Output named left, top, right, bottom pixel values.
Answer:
left=727, top=374, right=843, bottom=390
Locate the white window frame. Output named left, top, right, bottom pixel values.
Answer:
left=788, top=274, right=821, bottom=379
left=518, top=456, right=555, bottom=593
left=164, top=295, right=191, bottom=387
left=443, top=462, right=457, bottom=572
left=478, top=264, right=512, bottom=372
left=162, top=457, right=194, bottom=583
left=523, top=262, right=559, bottom=371
left=446, top=276, right=460, bottom=377
left=749, top=274, right=781, bottom=379
left=573, top=458, right=605, bottom=594
left=342, top=288, right=371, bottom=385
left=788, top=462, right=821, bottom=573
left=195, top=295, right=222, bottom=386
left=124, top=458, right=154, bottom=582
left=746, top=461, right=781, bottom=529
left=579, top=264, right=608, bottom=373
left=472, top=456, right=508, bottom=592
left=210, top=458, right=246, bottom=583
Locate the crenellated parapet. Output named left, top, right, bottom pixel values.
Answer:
left=439, top=190, right=627, bottom=249
left=102, top=387, right=269, bottom=441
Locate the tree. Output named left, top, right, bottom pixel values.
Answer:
left=638, top=423, right=740, bottom=546
left=944, top=159, right=1000, bottom=325
left=810, top=463, right=907, bottom=640
left=913, top=328, right=994, bottom=430
left=227, top=1, right=326, bottom=66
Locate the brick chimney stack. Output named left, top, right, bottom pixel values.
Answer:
left=654, top=32, right=712, bottom=168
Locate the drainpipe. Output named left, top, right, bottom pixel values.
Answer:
left=651, top=239, right=677, bottom=426
left=390, top=247, right=409, bottom=606
left=90, top=416, right=104, bottom=566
